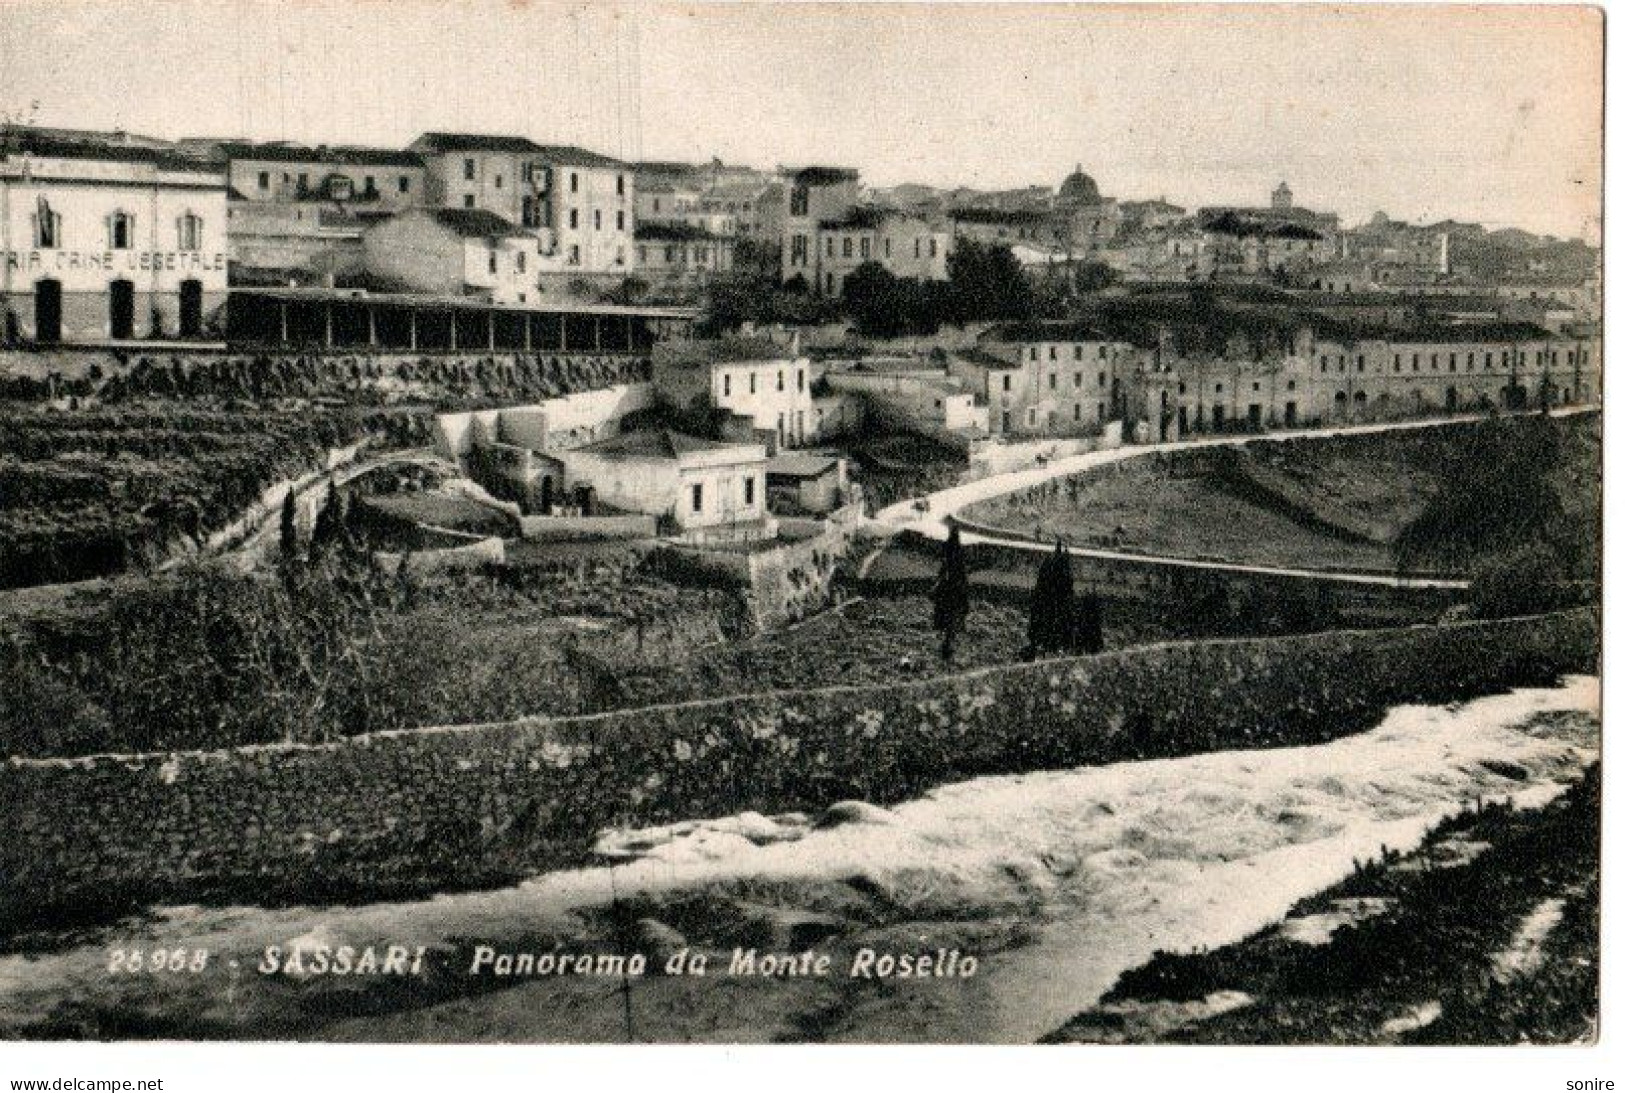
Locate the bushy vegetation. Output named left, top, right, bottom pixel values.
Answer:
left=1395, top=412, right=1600, bottom=583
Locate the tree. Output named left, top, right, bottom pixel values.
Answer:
left=279, top=490, right=299, bottom=562
left=309, top=480, right=343, bottom=560
left=1026, top=541, right=1075, bottom=658
left=1072, top=261, right=1121, bottom=294
left=931, top=526, right=971, bottom=666
left=947, top=240, right=1036, bottom=322
left=1072, top=587, right=1105, bottom=654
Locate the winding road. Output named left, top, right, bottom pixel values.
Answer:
left=872, top=407, right=1597, bottom=591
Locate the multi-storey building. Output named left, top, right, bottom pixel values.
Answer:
left=1130, top=324, right=1601, bottom=441
left=634, top=222, right=734, bottom=291
left=652, top=335, right=816, bottom=450
left=951, top=321, right=1141, bottom=436
left=409, top=132, right=634, bottom=294
left=779, top=166, right=951, bottom=296
left=196, top=140, right=425, bottom=286
left=0, top=126, right=228, bottom=342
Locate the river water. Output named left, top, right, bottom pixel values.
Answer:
left=0, top=676, right=1599, bottom=1043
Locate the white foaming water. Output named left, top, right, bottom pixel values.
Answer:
left=0, top=676, right=1599, bottom=1043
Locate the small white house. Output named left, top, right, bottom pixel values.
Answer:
left=362, top=207, right=540, bottom=304
left=557, top=429, right=767, bottom=532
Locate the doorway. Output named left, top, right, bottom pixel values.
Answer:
left=34, top=279, right=62, bottom=343
left=179, top=280, right=203, bottom=338
left=109, top=279, right=135, bottom=340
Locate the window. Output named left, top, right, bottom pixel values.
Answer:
left=494, top=174, right=503, bottom=189
left=515, top=251, right=526, bottom=273
left=842, top=238, right=852, bottom=258
left=33, top=201, right=61, bottom=248
left=797, top=369, right=805, bottom=392
left=691, top=483, right=703, bottom=513
left=1098, top=371, right=1106, bottom=388
left=568, top=244, right=580, bottom=264
left=723, top=374, right=732, bottom=397
left=749, top=372, right=756, bottom=394
left=594, top=209, right=602, bottom=231
left=929, top=238, right=938, bottom=257
left=826, top=237, right=835, bottom=257
left=860, top=237, right=870, bottom=259
left=399, top=175, right=411, bottom=194
left=777, top=370, right=784, bottom=392
left=488, top=251, right=497, bottom=274
left=569, top=209, right=579, bottom=229
left=363, top=175, right=377, bottom=196
left=463, top=158, right=476, bottom=181
left=1074, top=403, right=1081, bottom=421
left=1001, top=375, right=1012, bottom=392
left=1048, top=346, right=1057, bottom=361
left=177, top=212, right=203, bottom=251
left=463, top=195, right=475, bottom=209
left=616, top=210, right=624, bottom=231
left=108, top=211, right=134, bottom=250
left=1073, top=372, right=1082, bottom=389
left=616, top=174, right=625, bottom=196
left=257, top=170, right=270, bottom=190
left=570, top=172, right=579, bottom=193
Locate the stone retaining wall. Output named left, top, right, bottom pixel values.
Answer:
left=0, top=610, right=1596, bottom=922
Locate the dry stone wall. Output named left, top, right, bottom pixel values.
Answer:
left=0, top=610, right=1596, bottom=923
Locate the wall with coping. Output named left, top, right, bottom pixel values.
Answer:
left=0, top=609, right=1595, bottom=921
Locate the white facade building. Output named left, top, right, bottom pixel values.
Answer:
left=0, top=128, right=228, bottom=342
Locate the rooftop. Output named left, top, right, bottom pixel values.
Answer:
left=766, top=453, right=842, bottom=479
left=982, top=320, right=1115, bottom=344
left=656, top=335, right=803, bottom=367
left=576, top=429, right=750, bottom=459
left=0, top=126, right=219, bottom=174
left=787, top=165, right=859, bottom=186
left=208, top=141, right=424, bottom=167
left=412, top=132, right=625, bottom=168
left=423, top=208, right=533, bottom=240
left=951, top=347, right=1022, bottom=369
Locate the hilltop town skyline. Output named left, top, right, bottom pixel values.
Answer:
left=1, top=2, right=1602, bottom=242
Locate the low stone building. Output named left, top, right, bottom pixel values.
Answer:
left=557, top=428, right=768, bottom=533
left=362, top=208, right=541, bottom=305
left=765, top=452, right=849, bottom=515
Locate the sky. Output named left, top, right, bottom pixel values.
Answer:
left=0, top=2, right=1602, bottom=240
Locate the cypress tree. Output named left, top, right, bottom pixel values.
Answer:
left=1027, top=541, right=1075, bottom=658
left=279, top=490, right=298, bottom=561
left=309, top=481, right=341, bottom=560
left=1073, top=588, right=1105, bottom=655
left=931, top=526, right=971, bottom=665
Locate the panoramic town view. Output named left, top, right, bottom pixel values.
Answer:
left=0, top=1, right=1603, bottom=1053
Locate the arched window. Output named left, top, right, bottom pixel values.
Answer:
left=33, top=200, right=62, bottom=248
left=177, top=212, right=203, bottom=251
left=108, top=211, right=135, bottom=250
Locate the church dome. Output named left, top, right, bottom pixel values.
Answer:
left=1057, top=164, right=1101, bottom=206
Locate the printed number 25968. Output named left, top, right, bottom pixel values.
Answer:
left=107, top=947, right=210, bottom=973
